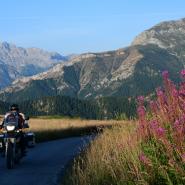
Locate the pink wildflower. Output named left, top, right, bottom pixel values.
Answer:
left=137, top=106, right=146, bottom=118
left=156, top=87, right=164, bottom=97
left=182, top=103, right=185, bottom=110
left=137, top=96, right=144, bottom=105
left=181, top=153, right=185, bottom=162
left=179, top=114, right=185, bottom=124
left=156, top=88, right=167, bottom=105
left=139, top=153, right=151, bottom=165
left=180, top=69, right=185, bottom=78
left=162, top=70, right=169, bottom=79
left=156, top=127, right=165, bottom=137
left=172, top=88, right=179, bottom=97
left=179, top=89, right=185, bottom=97
left=149, top=100, right=158, bottom=113
left=173, top=119, right=180, bottom=128
left=149, top=120, right=159, bottom=129
left=180, top=82, right=185, bottom=90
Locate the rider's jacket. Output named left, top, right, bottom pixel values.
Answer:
left=2, top=111, right=25, bottom=129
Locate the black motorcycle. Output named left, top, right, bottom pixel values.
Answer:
left=0, top=117, right=29, bottom=169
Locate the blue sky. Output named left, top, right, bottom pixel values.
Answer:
left=0, top=0, right=185, bottom=55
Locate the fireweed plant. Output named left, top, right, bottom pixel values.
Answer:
left=137, top=70, right=185, bottom=184
left=63, top=71, right=185, bottom=185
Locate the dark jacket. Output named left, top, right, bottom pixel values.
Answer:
left=1, top=111, right=25, bottom=129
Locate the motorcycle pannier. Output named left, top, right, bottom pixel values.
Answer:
left=0, top=134, right=4, bottom=150
left=25, top=132, right=35, bottom=148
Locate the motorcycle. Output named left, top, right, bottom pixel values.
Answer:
left=0, top=116, right=30, bottom=169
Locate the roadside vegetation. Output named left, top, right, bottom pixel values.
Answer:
left=28, top=118, right=122, bottom=142
left=0, top=114, right=126, bottom=143
left=0, top=115, right=123, bottom=142
left=62, top=71, right=185, bottom=185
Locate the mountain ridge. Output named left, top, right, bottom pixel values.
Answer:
left=0, top=41, right=67, bottom=89
left=0, top=17, right=185, bottom=102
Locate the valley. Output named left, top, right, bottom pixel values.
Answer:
left=1, top=16, right=185, bottom=185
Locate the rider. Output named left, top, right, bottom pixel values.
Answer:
left=0, top=104, right=27, bottom=156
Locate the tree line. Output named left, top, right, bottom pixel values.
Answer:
left=18, top=95, right=137, bottom=120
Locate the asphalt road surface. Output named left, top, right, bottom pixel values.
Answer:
left=0, top=136, right=91, bottom=185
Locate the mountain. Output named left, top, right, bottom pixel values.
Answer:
left=0, top=18, right=185, bottom=102
left=0, top=42, right=67, bottom=89
left=132, top=18, right=185, bottom=64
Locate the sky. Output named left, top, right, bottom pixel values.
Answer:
left=0, top=0, right=185, bottom=55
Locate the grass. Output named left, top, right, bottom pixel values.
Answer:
left=0, top=115, right=124, bottom=142
left=31, top=115, right=79, bottom=119
left=26, top=118, right=125, bottom=142
left=62, top=121, right=141, bottom=185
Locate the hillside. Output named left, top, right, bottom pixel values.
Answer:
left=0, top=18, right=185, bottom=101
left=0, top=45, right=182, bottom=102
left=0, top=100, right=9, bottom=114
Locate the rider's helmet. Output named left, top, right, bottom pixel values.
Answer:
left=10, top=104, right=19, bottom=112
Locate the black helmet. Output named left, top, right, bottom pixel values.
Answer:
left=10, top=104, right=19, bottom=111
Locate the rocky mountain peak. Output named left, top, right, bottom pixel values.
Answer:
left=0, top=41, right=67, bottom=89
left=1, top=42, right=11, bottom=50
left=132, top=18, right=185, bottom=49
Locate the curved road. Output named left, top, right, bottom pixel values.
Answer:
left=0, top=136, right=91, bottom=185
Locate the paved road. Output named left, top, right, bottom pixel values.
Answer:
left=0, top=136, right=90, bottom=185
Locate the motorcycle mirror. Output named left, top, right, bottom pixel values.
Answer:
left=25, top=116, right=29, bottom=120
